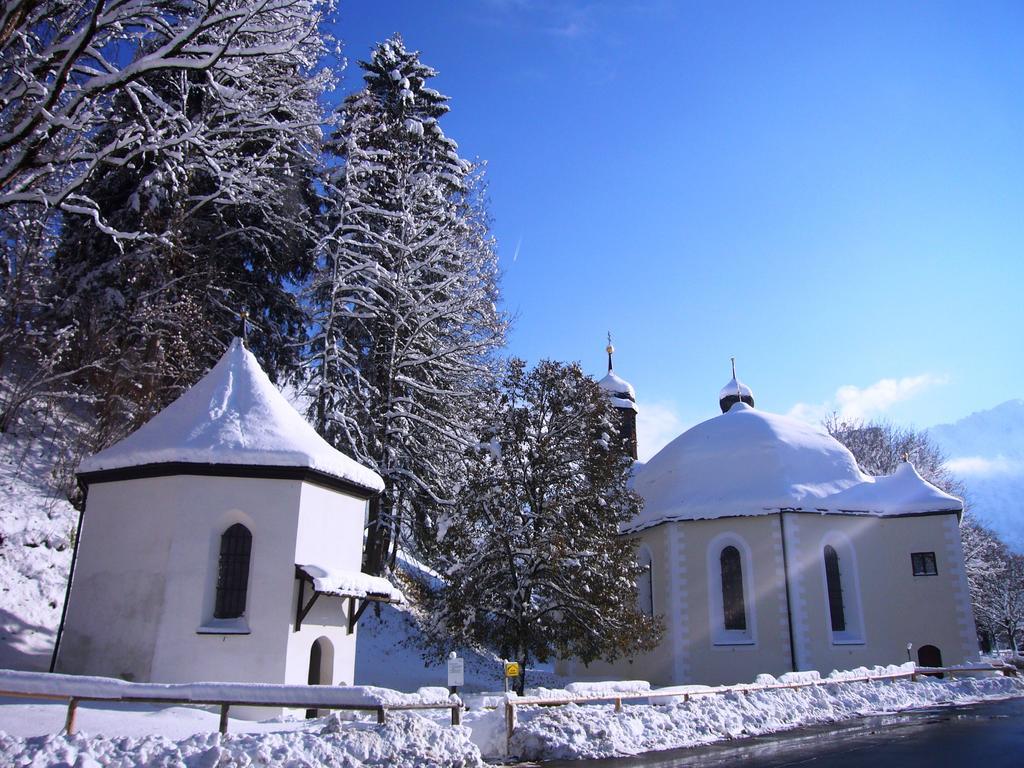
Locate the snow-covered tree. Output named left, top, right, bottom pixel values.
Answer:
left=1, top=0, right=332, bottom=236
left=36, top=0, right=331, bottom=444
left=823, top=415, right=966, bottom=498
left=304, top=35, right=506, bottom=575
left=429, top=359, right=662, bottom=694
left=968, top=525, right=1024, bottom=653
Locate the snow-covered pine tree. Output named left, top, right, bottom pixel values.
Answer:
left=44, top=0, right=331, bottom=445
left=429, top=359, right=662, bottom=694
left=1, top=0, right=332, bottom=232
left=305, top=35, right=506, bottom=575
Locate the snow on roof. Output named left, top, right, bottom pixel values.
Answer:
left=821, top=460, right=963, bottom=515
left=609, top=395, right=639, bottom=412
left=79, top=339, right=384, bottom=493
left=298, top=564, right=404, bottom=603
left=598, top=371, right=635, bottom=398
left=719, top=376, right=753, bottom=401
left=625, top=402, right=962, bottom=532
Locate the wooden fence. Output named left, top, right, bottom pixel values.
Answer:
left=0, top=663, right=1014, bottom=741
left=499, top=663, right=1017, bottom=751
left=0, top=687, right=462, bottom=735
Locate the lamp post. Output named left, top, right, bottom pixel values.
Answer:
left=906, top=642, right=913, bottom=663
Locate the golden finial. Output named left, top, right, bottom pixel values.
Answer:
left=240, top=310, right=249, bottom=346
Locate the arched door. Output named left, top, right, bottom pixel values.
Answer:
left=917, top=644, right=943, bottom=678
left=305, top=637, right=334, bottom=718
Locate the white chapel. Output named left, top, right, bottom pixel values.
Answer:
left=562, top=352, right=978, bottom=685
left=53, top=339, right=400, bottom=702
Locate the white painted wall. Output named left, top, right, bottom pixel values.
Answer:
left=561, top=511, right=977, bottom=687
left=57, top=472, right=373, bottom=719
left=285, top=483, right=369, bottom=690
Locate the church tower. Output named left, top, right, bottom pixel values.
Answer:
left=598, top=336, right=638, bottom=461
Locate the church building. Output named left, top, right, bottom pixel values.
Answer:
left=563, top=351, right=978, bottom=685
left=53, top=339, right=399, bottom=712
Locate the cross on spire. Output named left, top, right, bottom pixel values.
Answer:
left=606, top=331, right=615, bottom=373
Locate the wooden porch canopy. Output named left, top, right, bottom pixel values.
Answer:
left=294, top=564, right=404, bottom=634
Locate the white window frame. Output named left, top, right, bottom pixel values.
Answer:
left=706, top=532, right=757, bottom=647
left=819, top=531, right=866, bottom=646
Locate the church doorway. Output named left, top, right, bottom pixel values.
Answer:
left=917, top=644, right=943, bottom=677
left=306, top=637, right=334, bottom=718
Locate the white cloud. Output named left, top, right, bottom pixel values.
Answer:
left=945, top=455, right=1024, bottom=478
left=788, top=374, right=948, bottom=424
left=636, top=401, right=685, bottom=463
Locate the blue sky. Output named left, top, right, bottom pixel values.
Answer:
left=331, top=1, right=1023, bottom=459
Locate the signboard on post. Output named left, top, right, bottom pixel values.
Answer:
left=447, top=654, right=465, bottom=688
left=504, top=661, right=520, bottom=679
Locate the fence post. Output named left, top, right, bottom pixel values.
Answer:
left=377, top=706, right=387, bottom=725
left=451, top=703, right=462, bottom=726
left=615, top=697, right=622, bottom=713
left=504, top=700, right=517, bottom=757
left=219, top=704, right=230, bottom=734
left=63, top=697, right=79, bottom=734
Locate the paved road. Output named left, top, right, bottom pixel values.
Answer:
left=539, top=696, right=1024, bottom=767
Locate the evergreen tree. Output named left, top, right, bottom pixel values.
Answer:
left=429, top=359, right=662, bottom=694
left=47, top=2, right=331, bottom=445
left=305, top=35, right=506, bottom=575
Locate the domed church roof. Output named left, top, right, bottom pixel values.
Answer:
left=625, top=381, right=962, bottom=532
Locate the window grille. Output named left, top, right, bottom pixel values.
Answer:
left=637, top=548, right=654, bottom=617
left=824, top=545, right=846, bottom=632
left=911, top=551, right=938, bottom=576
left=215, top=524, right=252, bottom=619
left=720, top=545, right=746, bottom=631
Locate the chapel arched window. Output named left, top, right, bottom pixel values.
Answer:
left=720, top=545, right=746, bottom=631
left=824, top=544, right=846, bottom=632
left=637, top=547, right=654, bottom=617
left=215, top=524, right=252, bottom=619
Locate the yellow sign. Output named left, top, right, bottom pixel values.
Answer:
left=504, top=661, right=520, bottom=678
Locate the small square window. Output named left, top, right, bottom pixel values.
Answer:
left=911, top=552, right=938, bottom=576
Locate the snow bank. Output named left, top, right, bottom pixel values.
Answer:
left=0, top=713, right=483, bottom=768
left=504, top=674, right=1024, bottom=761
left=565, top=680, right=651, bottom=696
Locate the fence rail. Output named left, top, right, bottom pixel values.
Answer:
left=0, top=663, right=1014, bottom=740
left=0, top=686, right=462, bottom=734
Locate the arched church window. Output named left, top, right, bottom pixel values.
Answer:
left=824, top=545, right=846, bottom=632
left=720, top=545, right=746, bottom=631
left=637, top=546, right=654, bottom=616
left=215, top=524, right=252, bottom=619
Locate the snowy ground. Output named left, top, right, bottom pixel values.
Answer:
left=0, top=667, right=1021, bottom=765
left=497, top=671, right=1024, bottom=761
left=0, top=414, right=78, bottom=673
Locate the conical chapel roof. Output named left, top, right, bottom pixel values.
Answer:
left=79, top=339, right=384, bottom=493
